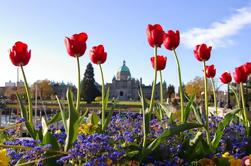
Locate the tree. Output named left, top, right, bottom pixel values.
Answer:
left=185, top=76, right=212, bottom=99
left=167, top=84, right=175, bottom=99
left=32, top=80, right=54, bottom=100
left=81, top=63, right=101, bottom=103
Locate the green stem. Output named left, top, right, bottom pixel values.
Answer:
left=159, top=71, right=164, bottom=120
left=20, top=66, right=32, bottom=124
left=240, top=83, right=249, bottom=132
left=229, top=84, right=240, bottom=108
left=149, top=46, right=158, bottom=113
left=211, top=78, right=218, bottom=116
left=203, top=61, right=210, bottom=144
left=76, top=56, right=81, bottom=112
left=99, top=64, right=105, bottom=130
left=173, top=49, right=184, bottom=123
left=160, top=71, right=163, bottom=104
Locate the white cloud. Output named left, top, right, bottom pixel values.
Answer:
left=182, top=6, right=251, bottom=48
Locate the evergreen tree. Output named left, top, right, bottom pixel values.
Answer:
left=81, top=63, right=101, bottom=103
left=167, top=84, right=175, bottom=100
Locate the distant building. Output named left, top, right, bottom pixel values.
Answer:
left=5, top=81, right=15, bottom=87
left=51, top=82, right=77, bottom=99
left=106, top=61, right=166, bottom=101
left=17, top=81, right=24, bottom=87
left=5, top=80, right=24, bottom=88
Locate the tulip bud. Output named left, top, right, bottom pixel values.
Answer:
left=220, top=72, right=232, bottom=84
left=163, top=30, right=180, bottom=50
left=9, top=41, right=31, bottom=66
left=65, top=32, right=88, bottom=57
left=90, top=45, right=107, bottom=65
left=205, top=65, right=216, bottom=78
left=233, top=65, right=248, bottom=83
left=150, top=55, right=167, bottom=71
left=146, top=24, right=164, bottom=48
left=194, top=44, right=212, bottom=62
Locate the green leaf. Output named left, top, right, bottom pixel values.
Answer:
left=184, top=94, right=195, bottom=122
left=182, top=134, right=212, bottom=161
left=14, top=158, right=26, bottom=166
left=56, top=96, right=68, bottom=132
left=104, top=87, right=110, bottom=110
left=103, top=109, right=113, bottom=131
left=155, top=108, right=161, bottom=121
left=138, top=86, right=146, bottom=112
left=143, top=109, right=150, bottom=137
left=211, top=108, right=241, bottom=149
left=191, top=102, right=204, bottom=125
left=41, top=117, right=48, bottom=136
left=64, top=88, right=80, bottom=151
left=124, top=150, right=140, bottom=158
left=88, top=112, right=100, bottom=126
left=41, top=117, right=59, bottom=150
left=83, top=108, right=89, bottom=117
left=189, top=131, right=202, bottom=146
left=16, top=93, right=36, bottom=139
left=42, top=132, right=59, bottom=150
left=138, top=86, right=150, bottom=137
left=159, top=104, right=172, bottom=119
left=47, top=109, right=69, bottom=125
left=143, top=123, right=202, bottom=159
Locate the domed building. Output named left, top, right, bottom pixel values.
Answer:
left=106, top=61, right=166, bottom=101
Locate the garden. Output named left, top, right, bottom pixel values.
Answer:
left=0, top=24, right=251, bottom=166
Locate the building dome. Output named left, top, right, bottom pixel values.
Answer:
left=116, top=60, right=131, bottom=80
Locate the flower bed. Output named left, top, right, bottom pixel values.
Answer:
left=0, top=24, right=251, bottom=166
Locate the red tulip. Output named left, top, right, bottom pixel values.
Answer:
left=243, top=62, right=251, bottom=75
left=65, top=32, right=88, bottom=57
left=146, top=24, right=164, bottom=48
left=194, top=44, right=212, bottom=61
left=90, top=45, right=107, bottom=64
left=163, top=30, right=180, bottom=50
left=9, top=41, right=31, bottom=66
left=150, top=55, right=167, bottom=71
left=205, top=65, right=216, bottom=78
left=220, top=72, right=232, bottom=84
left=233, top=65, right=248, bottom=83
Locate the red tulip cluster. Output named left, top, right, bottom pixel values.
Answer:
left=146, top=24, right=181, bottom=71
left=64, top=33, right=107, bottom=65
left=219, top=62, right=250, bottom=85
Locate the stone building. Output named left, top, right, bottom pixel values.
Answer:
left=106, top=61, right=166, bottom=101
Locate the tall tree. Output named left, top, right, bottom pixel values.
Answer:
left=185, top=76, right=212, bottom=98
left=167, top=84, right=175, bottom=100
left=32, top=80, right=54, bottom=100
left=81, top=63, right=101, bottom=103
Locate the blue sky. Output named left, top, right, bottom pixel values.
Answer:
left=0, top=0, right=251, bottom=91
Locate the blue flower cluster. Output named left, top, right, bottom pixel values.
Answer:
left=57, top=133, right=124, bottom=165
left=4, top=139, right=51, bottom=165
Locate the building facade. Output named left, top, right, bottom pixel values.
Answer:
left=106, top=61, right=166, bottom=101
